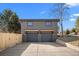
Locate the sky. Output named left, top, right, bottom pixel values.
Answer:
left=0, top=3, right=79, bottom=31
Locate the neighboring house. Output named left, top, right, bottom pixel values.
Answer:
left=19, top=19, right=59, bottom=42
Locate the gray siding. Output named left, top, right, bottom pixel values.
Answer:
left=20, top=21, right=59, bottom=34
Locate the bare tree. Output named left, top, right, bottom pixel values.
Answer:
left=50, top=3, right=69, bottom=37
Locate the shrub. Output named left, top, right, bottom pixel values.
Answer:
left=65, top=29, right=70, bottom=35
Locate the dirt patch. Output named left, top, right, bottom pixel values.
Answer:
left=58, top=35, right=79, bottom=46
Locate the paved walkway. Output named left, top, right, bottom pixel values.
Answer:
left=0, top=42, right=79, bottom=56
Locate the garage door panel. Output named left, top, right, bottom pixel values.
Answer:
left=27, top=31, right=38, bottom=42
left=41, top=32, right=52, bottom=42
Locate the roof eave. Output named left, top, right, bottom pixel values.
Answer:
left=19, top=19, right=60, bottom=22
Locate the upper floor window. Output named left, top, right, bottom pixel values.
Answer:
left=27, top=22, right=33, bottom=26
left=46, top=22, right=52, bottom=26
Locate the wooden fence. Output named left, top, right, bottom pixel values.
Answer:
left=0, top=33, right=22, bottom=51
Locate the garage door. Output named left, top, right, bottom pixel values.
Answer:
left=25, top=31, right=53, bottom=42
left=40, top=32, right=52, bottom=42
left=26, top=31, right=38, bottom=42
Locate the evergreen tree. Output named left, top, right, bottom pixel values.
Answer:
left=0, top=9, right=21, bottom=33
left=8, top=13, right=21, bottom=33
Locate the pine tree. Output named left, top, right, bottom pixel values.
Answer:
left=0, top=9, right=21, bottom=33
left=8, top=13, right=21, bottom=33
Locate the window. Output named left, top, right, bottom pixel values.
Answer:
left=27, top=22, right=33, bottom=26
left=46, top=22, right=52, bottom=26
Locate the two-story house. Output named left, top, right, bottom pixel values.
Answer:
left=20, top=19, right=59, bottom=42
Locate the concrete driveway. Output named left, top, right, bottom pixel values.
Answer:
left=0, top=42, right=79, bottom=56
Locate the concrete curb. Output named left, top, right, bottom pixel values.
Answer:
left=56, top=39, right=79, bottom=51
